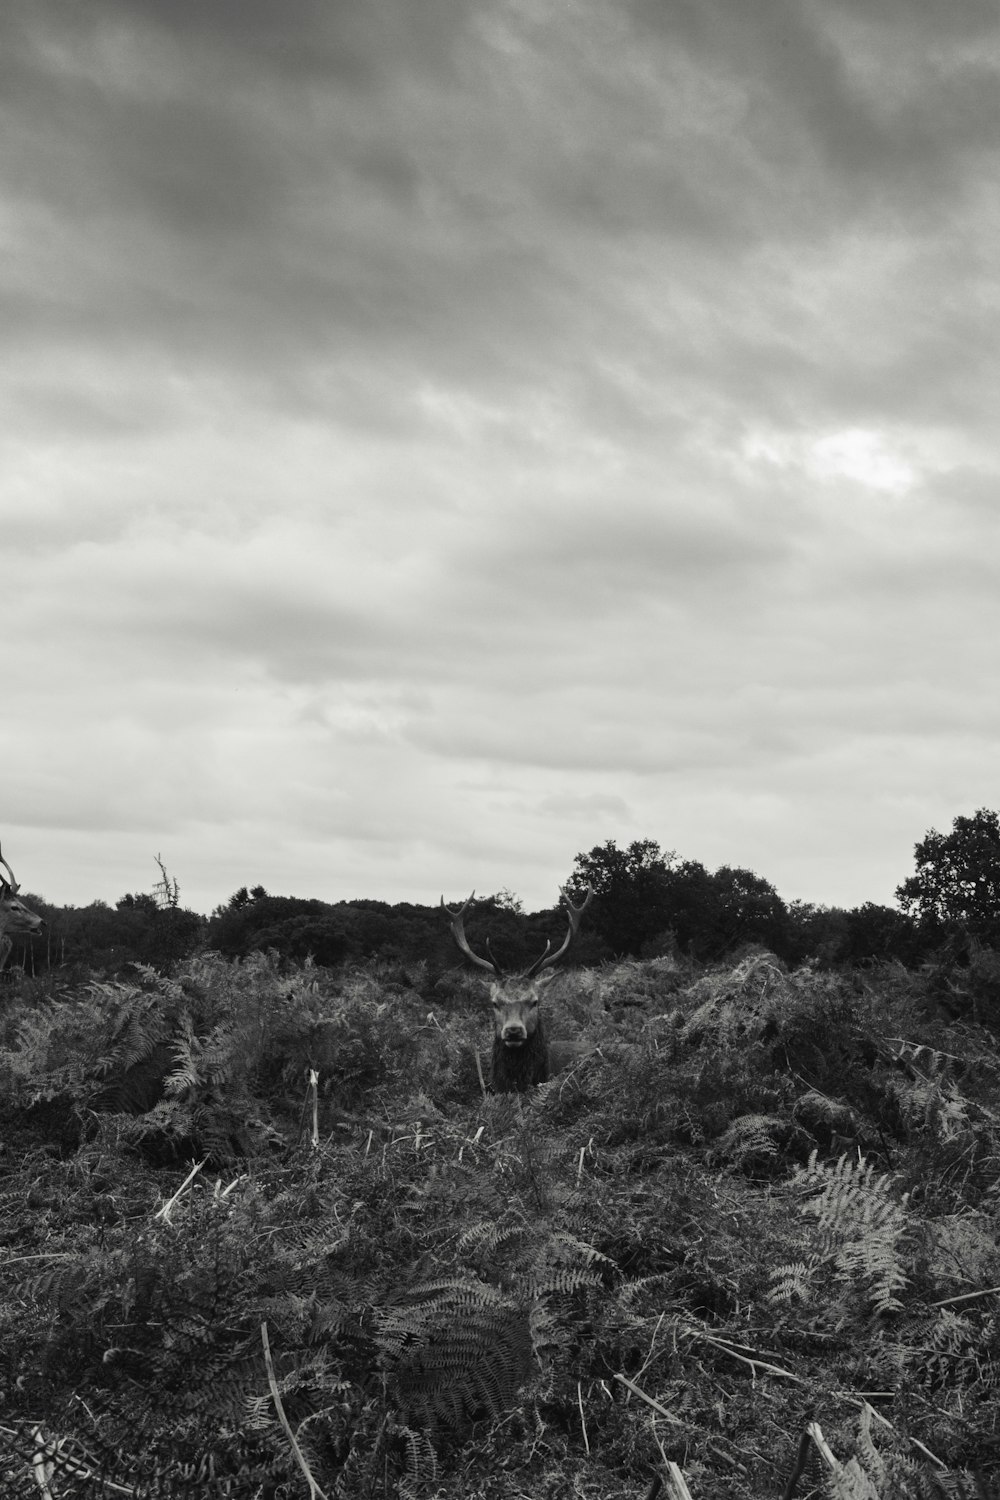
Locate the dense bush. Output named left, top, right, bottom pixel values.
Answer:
left=3, top=949, right=1000, bottom=1496
left=13, top=827, right=969, bottom=981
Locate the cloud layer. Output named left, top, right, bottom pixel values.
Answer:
left=4, top=0, right=1000, bottom=914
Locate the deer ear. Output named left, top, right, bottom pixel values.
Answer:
left=535, top=970, right=557, bottom=989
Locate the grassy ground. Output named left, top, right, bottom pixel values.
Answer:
left=1, top=950, right=999, bottom=1498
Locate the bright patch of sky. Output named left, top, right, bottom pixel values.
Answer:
left=743, top=427, right=916, bottom=492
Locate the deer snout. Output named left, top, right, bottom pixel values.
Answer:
left=500, top=1021, right=527, bottom=1047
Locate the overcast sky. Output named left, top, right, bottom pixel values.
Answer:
left=4, top=0, right=1000, bottom=916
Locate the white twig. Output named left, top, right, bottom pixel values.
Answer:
left=634, top=1311, right=666, bottom=1385
left=154, top=1160, right=205, bottom=1222
left=649, top=1432, right=694, bottom=1500
left=31, top=1426, right=56, bottom=1500
left=929, top=1283, right=1000, bottom=1309
left=19, top=1425, right=137, bottom=1497
left=307, top=1069, right=319, bottom=1149
left=806, top=1420, right=842, bottom=1472
left=261, top=1322, right=328, bottom=1500
left=664, top=1462, right=694, bottom=1500
left=613, top=1373, right=684, bottom=1425
left=909, top=1434, right=949, bottom=1470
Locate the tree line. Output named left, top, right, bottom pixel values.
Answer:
left=7, top=809, right=1000, bottom=978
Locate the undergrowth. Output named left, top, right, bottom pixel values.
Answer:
left=1, top=951, right=999, bottom=1497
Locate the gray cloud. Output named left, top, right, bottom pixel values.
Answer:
left=3, top=0, right=999, bottom=913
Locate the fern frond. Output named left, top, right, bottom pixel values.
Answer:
left=525, top=1266, right=604, bottom=1297
left=790, top=1151, right=911, bottom=1314
left=397, top=1424, right=438, bottom=1498
left=710, top=1112, right=781, bottom=1170
left=456, top=1219, right=527, bottom=1256
left=374, top=1277, right=532, bottom=1438
left=768, top=1259, right=819, bottom=1305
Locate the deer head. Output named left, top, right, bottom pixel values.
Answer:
left=441, top=887, right=593, bottom=1082
left=0, top=843, right=44, bottom=970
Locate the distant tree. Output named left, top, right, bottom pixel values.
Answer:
left=98, top=857, right=203, bottom=970
left=774, top=898, right=927, bottom=970
left=251, top=915, right=351, bottom=967
left=208, top=893, right=331, bottom=960
left=658, top=859, right=716, bottom=955
left=212, top=886, right=268, bottom=919
left=638, top=861, right=787, bottom=960
left=110, top=891, right=202, bottom=970
left=116, top=893, right=159, bottom=915
left=347, top=906, right=403, bottom=957
left=896, top=809, right=1000, bottom=945
left=488, top=888, right=524, bottom=916
left=842, top=902, right=923, bottom=966
left=706, top=865, right=788, bottom=957
left=566, top=843, right=794, bottom=961
left=29, top=891, right=203, bottom=974
left=784, top=901, right=849, bottom=967
left=566, top=839, right=675, bottom=957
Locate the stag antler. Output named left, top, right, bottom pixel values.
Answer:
left=0, top=843, right=19, bottom=895
left=440, top=892, right=503, bottom=976
left=523, top=885, right=594, bottom=978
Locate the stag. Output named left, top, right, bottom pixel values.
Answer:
left=441, top=887, right=593, bottom=1093
left=0, top=843, right=44, bottom=972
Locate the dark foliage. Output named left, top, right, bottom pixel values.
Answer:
left=567, top=838, right=675, bottom=956
left=207, top=889, right=456, bottom=970
left=897, top=808, right=1000, bottom=946
left=4, top=949, right=1000, bottom=1496
left=4, top=895, right=204, bottom=976
left=208, top=892, right=347, bottom=960
left=7, top=826, right=944, bottom=986
left=91, top=1038, right=175, bottom=1114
